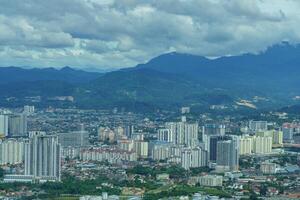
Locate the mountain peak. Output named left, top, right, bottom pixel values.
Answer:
left=60, top=66, right=76, bottom=72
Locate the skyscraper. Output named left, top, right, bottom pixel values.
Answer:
left=209, top=135, right=231, bottom=161
left=202, top=124, right=225, bottom=152
left=216, top=138, right=239, bottom=171
left=24, top=132, right=61, bottom=181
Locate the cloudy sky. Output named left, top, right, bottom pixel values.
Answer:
left=0, top=0, right=300, bottom=70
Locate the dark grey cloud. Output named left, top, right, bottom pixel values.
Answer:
left=0, top=0, right=299, bottom=69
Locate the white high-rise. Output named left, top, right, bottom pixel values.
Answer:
left=0, top=115, right=9, bottom=136
left=165, top=121, right=198, bottom=147
left=157, top=129, right=172, bottom=143
left=23, top=106, right=35, bottom=115
left=0, top=139, right=25, bottom=165
left=24, top=132, right=61, bottom=181
left=181, top=147, right=208, bottom=170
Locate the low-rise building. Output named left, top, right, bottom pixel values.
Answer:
left=195, top=175, right=223, bottom=187
left=260, top=162, right=278, bottom=174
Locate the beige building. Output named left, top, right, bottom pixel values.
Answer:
left=253, top=136, right=272, bottom=154
left=256, top=130, right=283, bottom=147
left=239, top=136, right=253, bottom=155
left=133, top=140, right=148, bottom=158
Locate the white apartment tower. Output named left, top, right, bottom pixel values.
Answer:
left=24, top=132, right=61, bottom=181
left=0, top=115, right=9, bottom=136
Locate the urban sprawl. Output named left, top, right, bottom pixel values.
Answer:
left=0, top=106, right=299, bottom=200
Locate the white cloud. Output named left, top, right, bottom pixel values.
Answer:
left=0, top=0, right=299, bottom=69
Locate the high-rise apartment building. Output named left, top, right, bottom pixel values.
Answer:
left=256, top=130, right=283, bottom=147
left=8, top=114, right=27, bottom=137
left=0, top=138, right=25, bottom=165
left=0, top=115, right=9, bottom=136
left=157, top=129, right=172, bottom=143
left=252, top=136, right=272, bottom=154
left=239, top=136, right=253, bottom=155
left=181, top=147, right=207, bottom=170
left=24, top=132, right=61, bottom=181
left=165, top=121, right=198, bottom=147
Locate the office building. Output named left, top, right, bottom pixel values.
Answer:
left=216, top=139, right=239, bottom=171
left=208, top=135, right=231, bottom=161
left=8, top=114, right=27, bottom=137
left=202, top=124, right=226, bottom=136
left=282, top=123, right=300, bottom=143
left=59, top=130, right=89, bottom=147
left=24, top=132, right=61, bottom=181
left=202, top=124, right=225, bottom=152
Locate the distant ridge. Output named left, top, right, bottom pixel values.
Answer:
left=0, top=66, right=102, bottom=84
left=1, top=42, right=300, bottom=111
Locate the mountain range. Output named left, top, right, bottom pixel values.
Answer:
left=1, top=42, right=300, bottom=112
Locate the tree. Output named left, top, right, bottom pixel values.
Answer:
left=0, top=168, right=4, bottom=179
